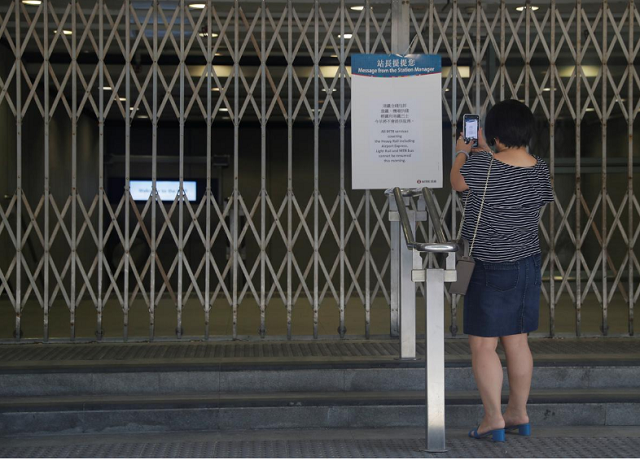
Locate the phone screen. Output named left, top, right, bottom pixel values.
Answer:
left=464, top=118, right=478, bottom=140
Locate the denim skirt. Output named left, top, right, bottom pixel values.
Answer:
left=463, top=253, right=542, bottom=337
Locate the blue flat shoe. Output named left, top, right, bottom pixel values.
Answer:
left=468, top=427, right=506, bottom=442
left=505, top=423, right=531, bottom=436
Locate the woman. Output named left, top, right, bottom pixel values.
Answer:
left=450, top=100, right=554, bottom=442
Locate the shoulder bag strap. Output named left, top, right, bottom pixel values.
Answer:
left=469, top=157, right=494, bottom=256
left=456, top=196, right=469, bottom=240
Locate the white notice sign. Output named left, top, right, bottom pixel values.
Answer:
left=351, top=54, right=443, bottom=189
left=370, top=100, right=423, bottom=164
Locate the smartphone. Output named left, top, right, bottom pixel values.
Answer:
left=463, top=114, right=479, bottom=148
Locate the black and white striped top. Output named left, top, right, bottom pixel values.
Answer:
left=459, top=151, right=554, bottom=263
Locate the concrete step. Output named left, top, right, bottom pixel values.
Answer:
left=1, top=360, right=638, bottom=398
left=1, top=339, right=638, bottom=435
left=1, top=389, right=638, bottom=435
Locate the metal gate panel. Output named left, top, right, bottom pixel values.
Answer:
left=0, top=0, right=638, bottom=342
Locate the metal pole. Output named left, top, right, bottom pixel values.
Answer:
left=260, top=0, right=267, bottom=338
left=450, top=0, right=459, bottom=337
left=390, top=194, right=400, bottom=337
left=97, top=0, right=105, bottom=341
left=44, top=0, right=50, bottom=342
left=124, top=0, right=131, bottom=341
left=313, top=0, right=319, bottom=339
left=232, top=0, right=239, bottom=339
left=628, top=0, right=635, bottom=336
left=549, top=0, right=556, bottom=338
left=601, top=0, right=609, bottom=336
left=388, top=0, right=411, bottom=338
left=15, top=0, right=22, bottom=341
left=339, top=0, right=346, bottom=338
left=205, top=0, right=212, bottom=340
left=500, top=0, right=505, bottom=102
left=424, top=267, right=446, bottom=453
left=399, top=197, right=417, bottom=359
left=71, top=0, right=78, bottom=340
left=177, top=0, right=185, bottom=339
left=391, top=0, right=409, bottom=55
left=475, top=0, right=480, bottom=113
left=428, top=0, right=434, bottom=55
left=575, top=0, right=582, bottom=338
left=364, top=0, right=371, bottom=339
left=525, top=1, right=530, bottom=106
left=286, top=0, right=293, bottom=340
left=151, top=0, right=158, bottom=340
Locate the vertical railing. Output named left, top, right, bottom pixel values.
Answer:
left=14, top=0, right=22, bottom=341
left=364, top=0, right=372, bottom=340
left=548, top=0, right=557, bottom=342
left=259, top=0, right=267, bottom=338
left=339, top=0, right=346, bottom=338
left=204, top=0, right=212, bottom=340
left=43, top=0, right=51, bottom=341
left=601, top=0, right=609, bottom=336
left=627, top=0, right=635, bottom=336
left=450, top=0, right=460, bottom=337
left=313, top=0, right=319, bottom=339
left=286, top=0, right=293, bottom=340
left=150, top=0, right=158, bottom=340
left=232, top=0, right=239, bottom=339
left=70, top=0, right=77, bottom=340
left=575, top=0, right=583, bottom=338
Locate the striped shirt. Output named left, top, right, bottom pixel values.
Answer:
left=459, top=151, right=554, bottom=263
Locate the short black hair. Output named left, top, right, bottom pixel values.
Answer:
left=484, top=99, right=535, bottom=148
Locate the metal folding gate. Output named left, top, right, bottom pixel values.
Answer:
left=0, top=0, right=638, bottom=342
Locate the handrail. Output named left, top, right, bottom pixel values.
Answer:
left=385, top=187, right=422, bottom=198
left=422, top=188, right=447, bottom=245
left=413, top=242, right=459, bottom=253
left=392, top=187, right=458, bottom=254
left=393, top=187, right=417, bottom=247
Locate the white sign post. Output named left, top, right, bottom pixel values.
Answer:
left=351, top=54, right=443, bottom=190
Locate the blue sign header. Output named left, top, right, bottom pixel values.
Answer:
left=351, top=54, right=441, bottom=78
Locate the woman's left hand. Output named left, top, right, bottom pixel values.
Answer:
left=456, top=132, right=472, bottom=155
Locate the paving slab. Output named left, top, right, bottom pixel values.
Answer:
left=0, top=427, right=639, bottom=458
left=0, top=338, right=639, bottom=371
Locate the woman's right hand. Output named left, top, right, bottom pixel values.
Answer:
left=471, top=127, right=491, bottom=153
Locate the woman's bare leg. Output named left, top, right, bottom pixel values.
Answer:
left=500, top=333, right=532, bottom=426
left=469, top=335, right=505, bottom=433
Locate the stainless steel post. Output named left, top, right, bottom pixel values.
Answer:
left=399, top=200, right=417, bottom=359
left=389, top=194, right=399, bottom=337
left=390, top=188, right=428, bottom=358
left=391, top=0, right=409, bottom=54
left=424, top=267, right=446, bottom=453
left=389, top=0, right=413, bottom=341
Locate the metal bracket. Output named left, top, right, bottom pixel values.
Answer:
left=388, top=210, right=427, bottom=222
left=411, top=269, right=425, bottom=283
left=444, top=270, right=457, bottom=283
left=412, top=268, right=456, bottom=283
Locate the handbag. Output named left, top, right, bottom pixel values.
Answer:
left=448, top=157, right=494, bottom=295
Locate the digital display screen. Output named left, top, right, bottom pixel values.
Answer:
left=464, top=118, right=478, bottom=139
left=130, top=180, right=197, bottom=202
